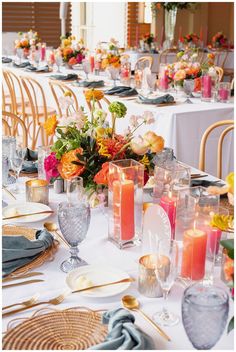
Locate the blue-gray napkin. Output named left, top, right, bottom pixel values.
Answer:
left=138, top=94, right=175, bottom=105
left=105, top=86, right=132, bottom=95
left=2, top=229, right=54, bottom=277
left=90, top=308, right=154, bottom=350
left=13, top=61, right=31, bottom=68
left=74, top=80, right=105, bottom=88
left=25, top=65, right=50, bottom=72
left=21, top=148, right=38, bottom=173
left=117, top=88, right=138, bottom=97
left=2, top=57, right=12, bottom=64
left=50, top=74, right=78, bottom=81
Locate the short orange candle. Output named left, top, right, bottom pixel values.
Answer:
left=181, top=228, right=207, bottom=280
left=113, top=179, right=134, bottom=241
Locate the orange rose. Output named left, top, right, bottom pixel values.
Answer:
left=94, top=162, right=109, bottom=185
left=143, top=131, right=164, bottom=153
left=63, top=47, right=73, bottom=56
left=58, top=148, right=85, bottom=180
left=174, top=69, right=186, bottom=81
left=131, top=138, right=149, bottom=155
left=194, top=77, right=201, bottom=92
left=44, top=115, right=58, bottom=136
left=68, top=57, right=77, bottom=66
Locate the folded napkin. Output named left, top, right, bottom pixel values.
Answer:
left=117, top=88, right=138, bottom=97
left=90, top=308, right=154, bottom=350
left=21, top=148, right=38, bottom=173
left=138, top=94, right=175, bottom=105
left=2, top=57, right=12, bottom=64
left=50, top=74, right=78, bottom=81
left=2, top=229, right=54, bottom=277
left=13, top=61, right=31, bottom=68
left=190, top=180, right=223, bottom=188
left=25, top=65, right=50, bottom=73
left=105, top=86, right=132, bottom=95
left=74, top=80, right=105, bottom=88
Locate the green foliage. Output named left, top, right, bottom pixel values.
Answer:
left=220, top=239, right=234, bottom=260
left=228, top=317, right=234, bottom=334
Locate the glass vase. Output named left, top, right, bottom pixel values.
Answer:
left=164, top=8, right=177, bottom=49
left=108, top=159, right=144, bottom=249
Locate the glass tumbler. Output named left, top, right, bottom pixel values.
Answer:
left=182, top=283, right=229, bottom=349
left=2, top=155, right=9, bottom=186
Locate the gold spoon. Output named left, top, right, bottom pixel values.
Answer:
left=43, top=222, right=70, bottom=248
left=122, top=295, right=171, bottom=342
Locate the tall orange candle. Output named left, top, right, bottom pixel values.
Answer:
left=113, top=179, right=134, bottom=241
left=181, top=227, right=207, bottom=280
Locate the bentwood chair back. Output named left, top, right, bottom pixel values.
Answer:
left=199, top=120, right=234, bottom=179
left=49, top=81, right=79, bottom=118
left=20, top=76, right=56, bottom=148
left=83, top=90, right=111, bottom=112
left=2, top=69, right=26, bottom=116
left=215, top=66, right=224, bottom=82
left=134, top=56, right=153, bottom=71
left=159, top=49, right=177, bottom=65
left=2, top=111, right=28, bottom=148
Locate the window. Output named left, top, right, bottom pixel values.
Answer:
left=144, top=2, right=152, bottom=24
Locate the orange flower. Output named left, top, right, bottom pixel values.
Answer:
left=174, top=69, right=186, bottom=81
left=68, top=57, right=77, bottom=66
left=63, top=47, right=73, bottom=56
left=224, top=256, right=234, bottom=282
left=94, top=162, right=109, bottom=185
left=58, top=148, right=85, bottom=180
left=143, top=131, right=164, bottom=153
left=85, top=89, right=104, bottom=102
left=194, top=77, right=201, bottom=92
left=44, top=115, right=58, bottom=136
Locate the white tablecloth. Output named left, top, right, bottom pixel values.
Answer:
left=3, top=64, right=234, bottom=178
left=124, top=51, right=234, bottom=73
left=2, top=172, right=234, bottom=350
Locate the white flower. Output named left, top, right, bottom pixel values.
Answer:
left=191, top=53, right=198, bottom=59
left=182, top=54, right=188, bottom=61
left=123, top=127, right=132, bottom=136
left=58, top=108, right=85, bottom=130
left=142, top=111, right=155, bottom=124
left=208, top=67, right=217, bottom=77
left=58, top=96, right=74, bottom=110
left=93, top=108, right=107, bottom=124
left=129, top=115, right=140, bottom=128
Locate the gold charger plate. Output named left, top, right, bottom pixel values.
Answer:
left=3, top=307, right=107, bottom=350
left=2, top=225, right=59, bottom=278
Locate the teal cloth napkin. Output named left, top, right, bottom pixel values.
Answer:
left=2, top=229, right=54, bottom=277
left=74, top=80, right=105, bottom=88
left=13, top=61, right=31, bottom=68
left=25, top=65, right=50, bottom=72
left=105, top=86, right=132, bottom=95
left=2, top=57, right=12, bottom=64
left=138, top=94, right=174, bottom=104
left=90, top=308, right=154, bottom=350
left=21, top=148, right=38, bottom=173
left=50, top=74, right=78, bottom=81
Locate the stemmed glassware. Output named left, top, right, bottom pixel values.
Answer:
left=66, top=176, right=84, bottom=205
left=55, top=52, right=63, bottom=73
left=16, top=48, right=24, bottom=64
left=58, top=201, right=91, bottom=273
left=153, top=239, right=179, bottom=326
left=82, top=59, right=91, bottom=80
left=10, top=143, right=26, bottom=193
left=108, top=66, right=120, bottom=87
left=183, top=79, right=195, bottom=104
left=34, top=50, right=41, bottom=68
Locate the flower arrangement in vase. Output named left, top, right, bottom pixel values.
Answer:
left=60, top=34, right=86, bottom=66
left=184, top=33, right=200, bottom=47
left=15, top=30, right=40, bottom=58
left=43, top=89, right=164, bottom=206
left=212, top=32, right=228, bottom=49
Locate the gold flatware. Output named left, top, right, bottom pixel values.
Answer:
left=2, top=279, right=44, bottom=289
left=44, top=222, right=69, bottom=248
left=3, top=294, right=40, bottom=310
left=2, top=186, right=16, bottom=200
left=156, top=102, right=176, bottom=107
left=191, top=174, right=208, bottom=179
left=122, top=295, right=171, bottom=342
left=2, top=272, right=43, bottom=283
left=3, top=211, right=54, bottom=220
left=72, top=277, right=135, bottom=294
left=2, top=290, right=71, bottom=317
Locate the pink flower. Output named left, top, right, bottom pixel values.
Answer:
left=44, top=152, right=60, bottom=182
left=76, top=53, right=84, bottom=64
left=143, top=111, right=155, bottom=124
left=129, top=115, right=140, bottom=128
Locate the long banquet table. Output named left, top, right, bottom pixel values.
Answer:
left=2, top=168, right=234, bottom=350
left=3, top=63, right=234, bottom=178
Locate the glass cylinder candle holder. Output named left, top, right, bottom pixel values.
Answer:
left=138, top=254, right=163, bottom=298
left=120, top=61, right=131, bottom=86
left=158, top=64, right=169, bottom=92
left=218, top=82, right=230, bottom=103
left=108, top=159, right=144, bottom=249
left=26, top=179, right=49, bottom=205
left=201, top=74, right=212, bottom=101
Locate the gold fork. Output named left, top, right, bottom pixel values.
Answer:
left=3, top=294, right=40, bottom=310
left=2, top=290, right=71, bottom=317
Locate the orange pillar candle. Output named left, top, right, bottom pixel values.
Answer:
left=113, top=179, right=134, bottom=241
left=181, top=228, right=207, bottom=280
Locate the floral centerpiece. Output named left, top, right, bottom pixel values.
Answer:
left=14, top=30, right=40, bottom=57
left=94, top=39, right=121, bottom=71
left=43, top=90, right=164, bottom=205
left=184, top=33, right=200, bottom=46
left=212, top=32, right=228, bottom=49
left=60, top=34, right=86, bottom=66
left=143, top=33, right=155, bottom=46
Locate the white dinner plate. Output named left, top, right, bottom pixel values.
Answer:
left=66, top=265, right=131, bottom=298
left=2, top=202, right=53, bottom=224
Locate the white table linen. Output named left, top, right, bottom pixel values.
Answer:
left=3, top=64, right=234, bottom=178
left=2, top=172, right=234, bottom=350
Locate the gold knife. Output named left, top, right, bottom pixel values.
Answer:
left=2, top=279, right=44, bottom=289
left=72, top=277, right=135, bottom=294
left=3, top=272, right=43, bottom=283
left=191, top=174, right=208, bottom=179
left=3, top=211, right=54, bottom=220
left=2, top=186, right=16, bottom=200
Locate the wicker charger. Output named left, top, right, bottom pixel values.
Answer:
left=3, top=307, right=107, bottom=350
left=2, top=225, right=59, bottom=277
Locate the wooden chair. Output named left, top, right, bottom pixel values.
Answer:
left=2, top=111, right=28, bottom=147
left=213, top=50, right=233, bottom=81
left=215, top=66, right=224, bottom=82
left=49, top=81, right=79, bottom=118
left=199, top=120, right=234, bottom=179
left=20, top=76, right=56, bottom=148
left=159, top=49, right=177, bottom=65
left=134, top=56, right=153, bottom=71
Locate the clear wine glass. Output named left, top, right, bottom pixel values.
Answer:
left=10, top=144, right=26, bottom=193
left=55, top=54, right=63, bottom=73
left=82, top=59, right=91, bottom=80
left=58, top=201, right=91, bottom=273
left=66, top=176, right=84, bottom=205
left=108, top=66, right=120, bottom=87
left=153, top=239, right=180, bottom=326
left=182, top=283, right=229, bottom=349
left=34, top=50, right=41, bottom=68
left=16, top=48, right=23, bottom=64
left=183, top=79, right=195, bottom=104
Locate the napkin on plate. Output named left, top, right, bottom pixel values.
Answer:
left=21, top=148, right=38, bottom=173
left=117, top=88, right=138, bottom=97
left=105, top=86, right=132, bottom=95
left=13, top=61, right=31, bottom=68
left=74, top=80, right=105, bottom=88
left=25, top=65, right=50, bottom=73
left=2, top=57, right=12, bottom=64
left=2, top=229, right=54, bottom=277
left=49, top=74, right=78, bottom=81
left=138, top=94, right=175, bottom=105
left=90, top=308, right=154, bottom=350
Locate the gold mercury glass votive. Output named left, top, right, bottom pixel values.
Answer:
left=26, top=179, right=49, bottom=205
left=138, top=254, right=163, bottom=298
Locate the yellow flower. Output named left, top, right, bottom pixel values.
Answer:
left=85, top=89, right=104, bottom=102
left=210, top=214, right=234, bottom=231
left=95, top=127, right=112, bottom=138
left=226, top=172, right=234, bottom=194
left=139, top=155, right=150, bottom=167
left=43, top=115, right=58, bottom=136
left=64, top=90, right=72, bottom=97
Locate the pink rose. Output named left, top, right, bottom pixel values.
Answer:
left=76, top=53, right=85, bottom=64
left=44, top=152, right=60, bottom=182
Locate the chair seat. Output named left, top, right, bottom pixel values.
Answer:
left=5, top=96, right=29, bottom=106
left=24, top=106, right=56, bottom=117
